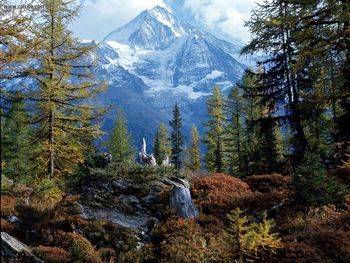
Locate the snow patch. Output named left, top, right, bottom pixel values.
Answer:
left=206, top=70, right=223, bottom=79
left=174, top=85, right=210, bottom=100
left=148, top=7, right=184, bottom=37
left=106, top=41, right=150, bottom=72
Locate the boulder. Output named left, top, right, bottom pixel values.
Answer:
left=169, top=185, right=198, bottom=219
left=1, top=232, right=43, bottom=262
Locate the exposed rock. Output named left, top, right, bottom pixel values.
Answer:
left=169, top=186, right=198, bottom=219
left=138, top=138, right=157, bottom=166
left=1, top=232, right=43, bottom=262
left=162, top=177, right=190, bottom=189
left=74, top=172, right=198, bottom=243
left=111, top=179, right=130, bottom=190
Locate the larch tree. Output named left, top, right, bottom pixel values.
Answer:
left=28, top=0, right=105, bottom=179
left=169, top=103, right=184, bottom=171
left=108, top=110, right=135, bottom=163
left=153, top=123, right=171, bottom=165
left=204, top=86, right=226, bottom=173
left=187, top=125, right=201, bottom=172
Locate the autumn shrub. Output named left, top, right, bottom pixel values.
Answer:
left=273, top=241, right=325, bottom=263
left=196, top=214, right=224, bottom=234
left=11, top=183, right=33, bottom=200
left=0, top=195, right=17, bottom=216
left=293, top=152, right=349, bottom=206
left=153, top=218, right=207, bottom=262
left=160, top=219, right=205, bottom=262
left=244, top=173, right=292, bottom=193
left=64, top=232, right=102, bottom=263
left=45, top=195, right=89, bottom=232
left=98, top=221, right=139, bottom=251
left=98, top=248, right=116, bottom=263
left=191, top=173, right=252, bottom=216
left=32, top=178, right=64, bottom=210
left=238, top=190, right=290, bottom=215
left=118, top=244, right=157, bottom=263
left=152, top=218, right=232, bottom=262
left=291, top=227, right=350, bottom=263
left=204, top=232, right=234, bottom=262
left=32, top=246, right=71, bottom=263
left=225, top=208, right=282, bottom=262
left=0, top=218, right=15, bottom=233
left=281, top=205, right=349, bottom=233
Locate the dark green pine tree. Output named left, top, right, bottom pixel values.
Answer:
left=153, top=123, right=171, bottom=165
left=293, top=152, right=349, bottom=206
left=240, top=71, right=286, bottom=175
left=169, top=103, right=184, bottom=171
left=108, top=110, right=135, bottom=163
left=242, top=0, right=309, bottom=165
left=204, top=86, right=226, bottom=173
left=225, top=87, right=245, bottom=176
left=1, top=96, right=34, bottom=180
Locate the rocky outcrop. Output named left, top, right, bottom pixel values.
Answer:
left=74, top=174, right=198, bottom=240
left=169, top=186, right=198, bottom=219
left=1, top=232, right=43, bottom=262
left=161, top=176, right=198, bottom=218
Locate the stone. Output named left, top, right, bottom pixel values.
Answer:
left=161, top=177, right=190, bottom=189
left=111, top=179, right=130, bottom=190
left=169, top=186, right=199, bottom=219
left=138, top=138, right=157, bottom=166
left=1, top=232, right=44, bottom=262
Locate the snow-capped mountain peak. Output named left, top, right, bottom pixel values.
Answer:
left=147, top=6, right=186, bottom=37
left=103, top=5, right=187, bottom=49
left=94, top=6, right=253, bottom=144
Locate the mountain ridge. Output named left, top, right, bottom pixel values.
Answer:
left=90, top=6, right=250, bottom=149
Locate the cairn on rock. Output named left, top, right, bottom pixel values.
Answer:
left=138, top=138, right=157, bottom=166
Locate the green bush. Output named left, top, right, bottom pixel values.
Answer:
left=293, top=152, right=349, bottom=206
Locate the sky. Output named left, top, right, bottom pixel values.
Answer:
left=7, top=0, right=263, bottom=43
left=70, top=0, right=263, bottom=43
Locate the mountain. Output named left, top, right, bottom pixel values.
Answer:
left=90, top=6, right=249, bottom=150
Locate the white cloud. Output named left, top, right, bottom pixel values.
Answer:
left=71, top=0, right=167, bottom=40
left=183, top=0, right=264, bottom=43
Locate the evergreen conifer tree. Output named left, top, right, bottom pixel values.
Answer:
left=242, top=0, right=309, bottom=164
left=169, top=103, right=184, bottom=171
left=204, top=86, right=226, bottom=173
left=188, top=125, right=201, bottom=172
left=1, top=0, right=41, bottom=175
left=293, top=152, right=349, bottom=206
left=108, top=110, right=135, bottom=163
left=225, top=87, right=245, bottom=176
left=153, top=123, right=171, bottom=165
left=1, top=96, right=34, bottom=180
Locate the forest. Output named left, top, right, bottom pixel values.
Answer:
left=1, top=0, right=350, bottom=262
